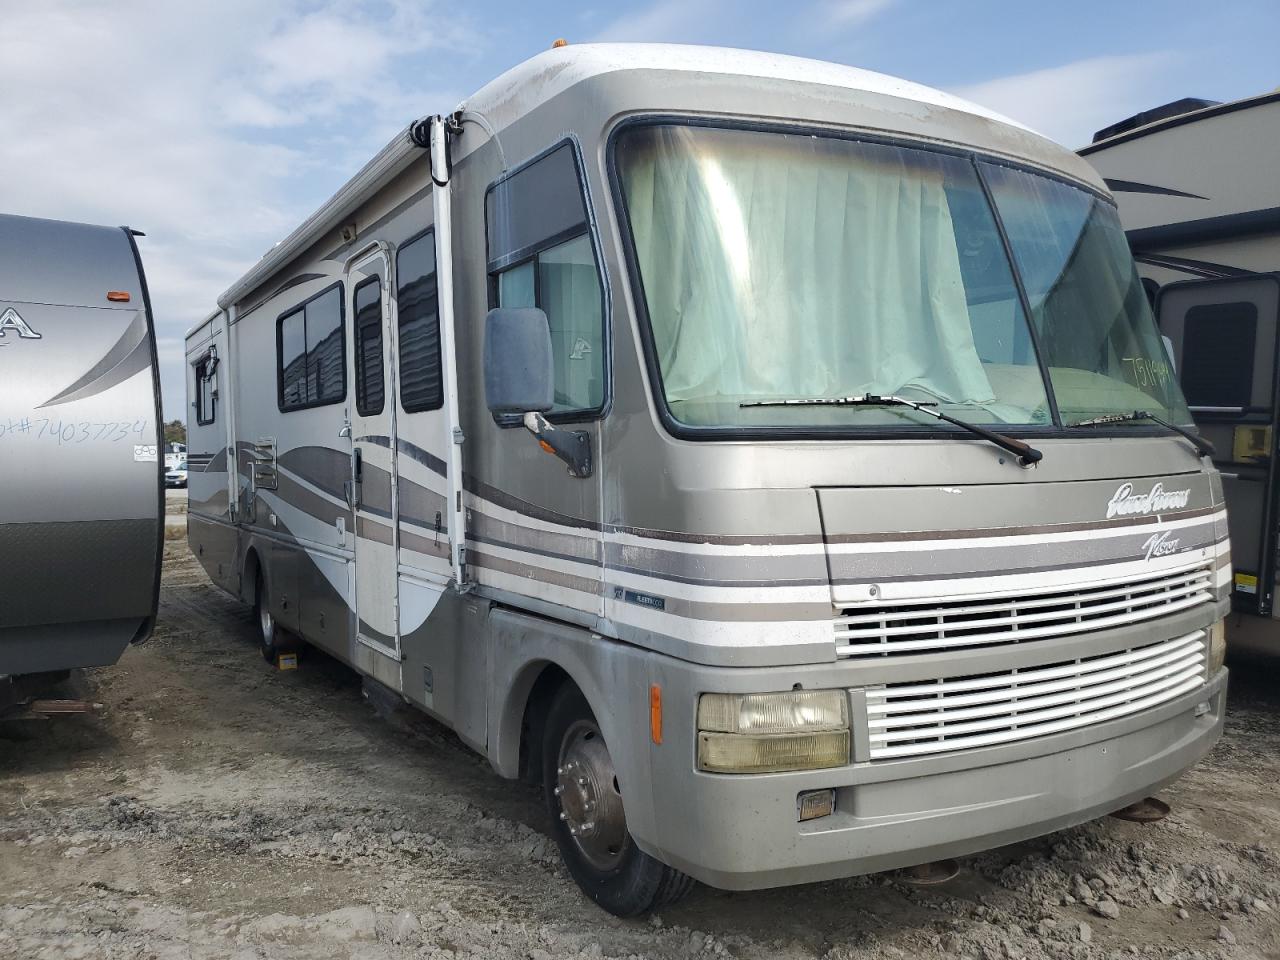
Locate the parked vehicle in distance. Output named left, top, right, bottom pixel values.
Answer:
left=164, top=441, right=186, bottom=471
left=165, top=461, right=188, bottom=488
left=1082, top=91, right=1280, bottom=653
left=1, top=213, right=163, bottom=712
left=187, top=43, right=1229, bottom=915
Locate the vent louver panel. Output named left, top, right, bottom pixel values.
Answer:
left=836, top=563, right=1213, bottom=658
left=864, top=631, right=1206, bottom=760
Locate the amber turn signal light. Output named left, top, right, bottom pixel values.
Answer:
left=106, top=291, right=131, bottom=302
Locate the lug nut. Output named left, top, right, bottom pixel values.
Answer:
left=577, top=777, right=587, bottom=786
left=559, top=812, right=567, bottom=821
left=553, top=785, right=564, bottom=796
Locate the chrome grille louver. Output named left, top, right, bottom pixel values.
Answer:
left=835, top=562, right=1214, bottom=658
left=864, top=631, right=1206, bottom=760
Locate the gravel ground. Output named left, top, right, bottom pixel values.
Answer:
left=2, top=539, right=1279, bottom=960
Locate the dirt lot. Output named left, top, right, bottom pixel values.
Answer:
left=3, top=535, right=1279, bottom=960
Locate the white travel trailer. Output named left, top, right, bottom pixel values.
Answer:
left=1, top=213, right=163, bottom=712
left=188, top=44, right=1230, bottom=914
left=1083, top=91, right=1280, bottom=650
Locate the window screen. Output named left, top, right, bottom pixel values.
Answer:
left=278, top=284, right=345, bottom=411
left=1182, top=301, right=1258, bottom=409
left=353, top=276, right=384, bottom=416
left=485, top=143, right=605, bottom=417
left=397, top=231, right=443, bottom=412
left=195, top=356, right=216, bottom=425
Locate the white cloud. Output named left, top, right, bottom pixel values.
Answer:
left=592, top=0, right=723, bottom=43
left=950, top=52, right=1179, bottom=150
left=0, top=0, right=467, bottom=419
left=824, top=0, right=898, bottom=28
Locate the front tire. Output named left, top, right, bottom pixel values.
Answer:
left=542, top=684, right=694, bottom=916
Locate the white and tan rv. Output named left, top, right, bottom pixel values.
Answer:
left=1083, top=91, right=1280, bottom=651
left=187, top=44, right=1230, bottom=914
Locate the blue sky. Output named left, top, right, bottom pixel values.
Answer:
left=3, top=0, right=1276, bottom=419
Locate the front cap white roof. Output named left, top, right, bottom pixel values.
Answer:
left=462, top=42, right=1040, bottom=138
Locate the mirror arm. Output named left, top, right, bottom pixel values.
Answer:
left=523, top=412, right=593, bottom=479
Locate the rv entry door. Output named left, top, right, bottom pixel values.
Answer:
left=346, top=248, right=403, bottom=664
left=1158, top=275, right=1280, bottom=616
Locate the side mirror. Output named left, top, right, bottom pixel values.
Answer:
left=481, top=306, right=593, bottom=479
left=483, top=308, right=554, bottom=415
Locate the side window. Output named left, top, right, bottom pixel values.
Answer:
left=278, top=284, right=345, bottom=411
left=353, top=276, right=384, bottom=416
left=194, top=356, right=216, bottom=425
left=396, top=231, right=443, bottom=412
left=1182, top=301, right=1258, bottom=409
left=485, top=142, right=605, bottom=417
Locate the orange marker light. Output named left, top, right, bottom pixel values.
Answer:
left=539, top=439, right=555, bottom=456
left=649, top=684, right=663, bottom=744
left=106, top=291, right=131, bottom=302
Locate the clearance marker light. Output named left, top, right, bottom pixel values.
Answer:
left=106, top=291, right=131, bottom=302
left=649, top=685, right=663, bottom=744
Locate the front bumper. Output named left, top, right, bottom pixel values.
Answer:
left=639, top=667, right=1225, bottom=890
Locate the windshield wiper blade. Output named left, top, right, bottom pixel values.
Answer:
left=740, top=394, right=1043, bottom=466
left=1068, top=410, right=1215, bottom=458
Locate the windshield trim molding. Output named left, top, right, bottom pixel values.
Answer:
left=604, top=114, right=1121, bottom=444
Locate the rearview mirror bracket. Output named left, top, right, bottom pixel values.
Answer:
left=523, top=412, right=593, bottom=479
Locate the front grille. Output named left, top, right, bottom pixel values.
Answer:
left=864, top=631, right=1206, bottom=760
left=835, top=562, right=1213, bottom=658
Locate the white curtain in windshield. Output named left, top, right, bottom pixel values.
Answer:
left=620, top=125, right=996, bottom=407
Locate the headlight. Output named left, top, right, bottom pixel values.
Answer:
left=697, top=691, right=850, bottom=773
left=1208, top=618, right=1227, bottom=675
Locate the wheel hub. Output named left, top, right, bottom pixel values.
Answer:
left=554, top=720, right=628, bottom=871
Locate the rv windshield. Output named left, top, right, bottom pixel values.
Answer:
left=613, top=123, right=1191, bottom=432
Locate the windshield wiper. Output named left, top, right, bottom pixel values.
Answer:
left=740, top=394, right=1043, bottom=466
left=1068, top=410, right=1215, bottom=458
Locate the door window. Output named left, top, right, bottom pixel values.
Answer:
left=353, top=275, right=385, bottom=416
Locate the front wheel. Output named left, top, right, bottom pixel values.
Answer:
left=542, top=685, right=694, bottom=916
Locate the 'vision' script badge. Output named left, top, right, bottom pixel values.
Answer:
left=1106, top=481, right=1191, bottom=519
left=0, top=307, right=41, bottom=345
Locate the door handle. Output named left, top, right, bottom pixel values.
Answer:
left=350, top=448, right=363, bottom=507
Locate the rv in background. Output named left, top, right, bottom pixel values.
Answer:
left=189, top=44, right=1228, bottom=915
left=1082, top=91, right=1280, bottom=651
left=0, top=213, right=163, bottom=712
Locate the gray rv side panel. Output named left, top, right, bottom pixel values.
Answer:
left=0, top=213, right=162, bottom=678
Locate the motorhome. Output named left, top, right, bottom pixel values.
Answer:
left=1, top=213, right=163, bottom=711
left=1082, top=91, right=1279, bottom=650
left=187, top=44, right=1230, bottom=915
